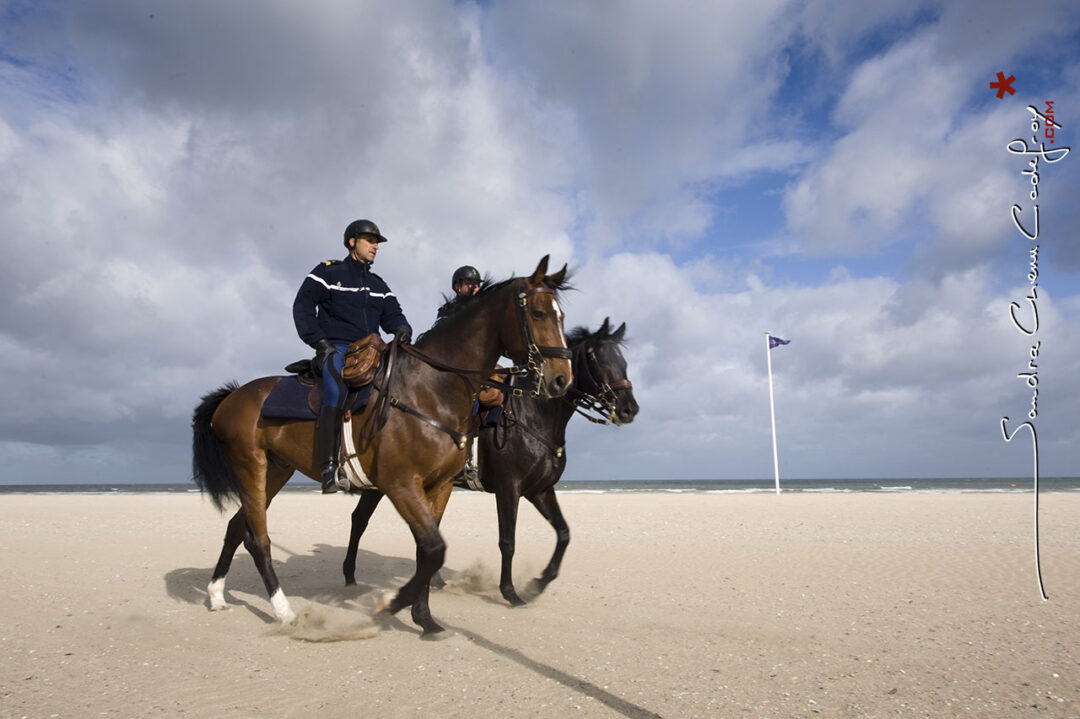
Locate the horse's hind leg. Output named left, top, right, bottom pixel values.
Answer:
left=242, top=463, right=296, bottom=624
left=525, top=487, right=570, bottom=598
left=343, top=489, right=384, bottom=586
left=206, top=464, right=294, bottom=620
left=207, top=509, right=246, bottom=611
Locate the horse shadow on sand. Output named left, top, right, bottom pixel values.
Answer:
left=164, top=543, right=662, bottom=719
left=165, top=542, right=457, bottom=631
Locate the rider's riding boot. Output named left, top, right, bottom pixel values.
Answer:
left=316, top=406, right=345, bottom=494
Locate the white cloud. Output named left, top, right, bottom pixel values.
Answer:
left=0, top=1, right=1077, bottom=486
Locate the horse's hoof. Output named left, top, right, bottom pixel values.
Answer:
left=501, top=587, right=526, bottom=606
left=420, top=626, right=449, bottom=641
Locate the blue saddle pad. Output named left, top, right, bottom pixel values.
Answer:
left=261, top=376, right=373, bottom=420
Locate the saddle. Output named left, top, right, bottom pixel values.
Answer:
left=261, top=376, right=373, bottom=420
left=265, top=335, right=386, bottom=420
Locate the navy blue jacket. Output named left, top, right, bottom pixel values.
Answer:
left=292, top=256, right=411, bottom=347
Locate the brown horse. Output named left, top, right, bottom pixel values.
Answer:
left=191, top=256, right=572, bottom=636
left=343, top=318, right=638, bottom=605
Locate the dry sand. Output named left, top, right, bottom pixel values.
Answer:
left=1, top=490, right=1078, bottom=718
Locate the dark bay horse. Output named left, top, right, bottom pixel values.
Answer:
left=343, top=317, right=638, bottom=605
left=191, top=256, right=572, bottom=636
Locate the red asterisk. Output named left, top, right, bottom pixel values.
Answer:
left=990, top=71, right=1016, bottom=99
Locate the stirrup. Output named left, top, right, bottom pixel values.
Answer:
left=321, top=467, right=340, bottom=494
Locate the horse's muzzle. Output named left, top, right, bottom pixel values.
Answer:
left=616, top=396, right=640, bottom=424
left=545, top=370, right=570, bottom=398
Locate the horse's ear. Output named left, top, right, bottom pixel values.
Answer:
left=599, top=317, right=611, bottom=335
left=529, top=255, right=551, bottom=285
left=612, top=322, right=626, bottom=342
left=547, top=263, right=568, bottom=286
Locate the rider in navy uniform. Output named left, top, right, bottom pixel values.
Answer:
left=293, top=219, right=412, bottom=493
left=436, top=265, right=481, bottom=320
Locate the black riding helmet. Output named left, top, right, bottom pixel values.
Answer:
left=343, top=219, right=389, bottom=248
left=452, top=265, right=481, bottom=288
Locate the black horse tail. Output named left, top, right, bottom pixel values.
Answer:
left=192, top=382, right=241, bottom=512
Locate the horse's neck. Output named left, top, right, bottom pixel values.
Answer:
left=416, top=301, right=505, bottom=371
left=519, top=389, right=575, bottom=442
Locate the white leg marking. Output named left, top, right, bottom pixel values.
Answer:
left=270, top=588, right=297, bottom=625
left=207, top=578, right=227, bottom=611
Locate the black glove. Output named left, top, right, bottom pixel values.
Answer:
left=312, top=339, right=337, bottom=375
left=394, top=325, right=412, bottom=345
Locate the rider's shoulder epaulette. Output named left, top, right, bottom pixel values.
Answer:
left=321, top=259, right=340, bottom=266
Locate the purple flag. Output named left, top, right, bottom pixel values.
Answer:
left=768, top=336, right=790, bottom=349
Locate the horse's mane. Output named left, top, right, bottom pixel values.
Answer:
left=421, top=268, right=574, bottom=338
left=566, top=321, right=628, bottom=349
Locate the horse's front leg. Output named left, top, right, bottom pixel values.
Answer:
left=525, top=486, right=570, bottom=598
left=376, top=480, right=449, bottom=637
left=238, top=466, right=296, bottom=625
left=409, top=479, right=454, bottom=637
left=343, top=489, right=384, bottom=585
left=494, top=483, right=526, bottom=606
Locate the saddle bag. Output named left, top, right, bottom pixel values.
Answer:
left=341, top=333, right=387, bottom=387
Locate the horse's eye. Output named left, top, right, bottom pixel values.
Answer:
left=531, top=310, right=545, bottom=320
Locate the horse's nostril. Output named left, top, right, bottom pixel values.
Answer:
left=552, top=375, right=566, bottom=392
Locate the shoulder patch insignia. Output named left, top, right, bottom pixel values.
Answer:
left=321, top=259, right=340, bottom=266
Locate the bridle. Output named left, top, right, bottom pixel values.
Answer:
left=563, top=339, right=633, bottom=425
left=513, top=285, right=573, bottom=398
left=489, top=335, right=634, bottom=458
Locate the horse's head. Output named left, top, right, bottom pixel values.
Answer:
left=570, top=317, right=639, bottom=425
left=500, top=255, right=573, bottom=398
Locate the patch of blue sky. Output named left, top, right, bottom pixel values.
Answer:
left=836, top=4, right=942, bottom=67
left=771, top=40, right=838, bottom=140
left=0, top=3, right=84, bottom=118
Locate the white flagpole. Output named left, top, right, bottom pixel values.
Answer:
left=765, top=332, right=780, bottom=495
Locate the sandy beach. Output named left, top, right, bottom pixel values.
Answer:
left=1, top=490, right=1078, bottom=718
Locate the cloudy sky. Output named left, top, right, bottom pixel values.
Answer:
left=2, top=0, right=1079, bottom=485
